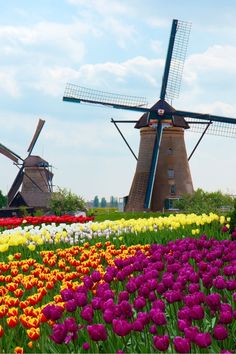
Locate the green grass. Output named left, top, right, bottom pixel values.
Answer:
left=91, top=210, right=166, bottom=222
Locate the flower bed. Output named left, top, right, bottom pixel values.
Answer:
left=0, top=213, right=229, bottom=253
left=41, top=235, right=236, bottom=353
left=0, top=215, right=94, bottom=230
left=0, top=212, right=235, bottom=353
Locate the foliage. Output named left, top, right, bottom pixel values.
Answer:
left=93, top=195, right=99, bottom=208
left=110, top=195, right=118, bottom=208
left=18, top=205, right=30, bottom=217
left=49, top=187, right=86, bottom=216
left=175, top=188, right=235, bottom=214
left=100, top=197, right=107, bottom=208
left=229, top=198, right=236, bottom=232
left=0, top=190, right=7, bottom=208
left=33, top=209, right=44, bottom=216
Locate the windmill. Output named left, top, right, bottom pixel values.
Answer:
left=63, top=19, right=236, bottom=211
left=0, top=119, right=53, bottom=209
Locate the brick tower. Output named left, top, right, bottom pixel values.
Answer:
left=125, top=101, right=194, bottom=212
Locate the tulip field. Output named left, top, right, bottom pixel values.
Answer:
left=0, top=213, right=235, bottom=353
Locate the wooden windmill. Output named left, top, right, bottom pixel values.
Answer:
left=0, top=119, right=53, bottom=208
left=63, top=19, right=236, bottom=211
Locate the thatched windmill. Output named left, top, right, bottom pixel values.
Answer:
left=0, top=119, right=53, bottom=208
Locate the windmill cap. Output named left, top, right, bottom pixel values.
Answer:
left=24, top=155, right=49, bottom=167
left=135, top=99, right=189, bottom=129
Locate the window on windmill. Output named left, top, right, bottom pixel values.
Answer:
left=170, top=184, right=176, bottom=195
left=38, top=162, right=49, bottom=167
left=167, top=148, right=173, bottom=155
left=168, top=169, right=174, bottom=178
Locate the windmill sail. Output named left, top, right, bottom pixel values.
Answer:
left=7, top=167, right=24, bottom=204
left=0, top=143, right=23, bottom=163
left=27, top=119, right=45, bottom=155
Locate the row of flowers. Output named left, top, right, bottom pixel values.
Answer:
left=0, top=215, right=94, bottom=229
left=0, top=213, right=230, bottom=253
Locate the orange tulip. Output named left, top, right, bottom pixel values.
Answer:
left=0, top=305, right=8, bottom=318
left=14, top=289, right=24, bottom=298
left=8, top=307, right=18, bottom=317
left=7, top=316, right=18, bottom=328
left=14, top=347, right=24, bottom=354
left=0, top=324, right=4, bottom=337
left=27, top=327, right=40, bottom=341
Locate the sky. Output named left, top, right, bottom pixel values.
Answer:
left=0, top=0, right=236, bottom=202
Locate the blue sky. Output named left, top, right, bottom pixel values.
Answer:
left=0, top=0, right=236, bottom=201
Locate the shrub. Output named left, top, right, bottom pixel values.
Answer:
left=49, top=187, right=86, bottom=216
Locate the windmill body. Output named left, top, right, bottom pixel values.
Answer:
left=0, top=119, right=53, bottom=209
left=63, top=19, right=236, bottom=212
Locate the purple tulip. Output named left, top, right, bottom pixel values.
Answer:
left=205, top=293, right=221, bottom=310
left=188, top=283, right=200, bottom=293
left=81, top=305, right=94, bottom=323
left=64, top=317, right=78, bottom=332
left=173, top=336, right=191, bottom=353
left=150, top=309, right=167, bottom=326
left=219, top=310, right=233, bottom=324
left=42, top=304, right=63, bottom=321
left=153, top=335, right=170, bottom=351
left=65, top=299, right=77, bottom=312
left=195, top=332, right=212, bottom=348
left=82, top=342, right=90, bottom=351
left=103, top=309, right=115, bottom=323
left=213, top=276, right=226, bottom=289
left=87, top=324, right=107, bottom=341
left=112, top=319, right=132, bottom=336
left=137, top=311, right=150, bottom=325
left=213, top=324, right=228, bottom=340
left=50, top=323, right=67, bottom=344
left=164, top=290, right=182, bottom=303
left=83, top=276, right=94, bottom=289
left=90, top=270, right=101, bottom=283
left=134, top=296, right=146, bottom=310
left=184, top=326, right=199, bottom=341
left=118, top=291, right=129, bottom=303
left=178, top=319, right=191, bottom=331
left=60, top=288, right=74, bottom=301
left=74, top=292, right=88, bottom=307
left=91, top=297, right=101, bottom=310
left=149, top=324, right=157, bottom=334
left=118, top=300, right=133, bottom=318
left=132, top=319, right=145, bottom=331
left=189, top=305, right=205, bottom=320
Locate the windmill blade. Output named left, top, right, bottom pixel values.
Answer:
left=0, top=143, right=23, bottom=163
left=7, top=166, right=24, bottom=204
left=27, top=119, right=45, bottom=155
left=63, top=83, right=149, bottom=113
left=144, top=121, right=164, bottom=209
left=187, top=119, right=236, bottom=138
left=174, top=109, right=236, bottom=125
left=160, top=19, right=191, bottom=101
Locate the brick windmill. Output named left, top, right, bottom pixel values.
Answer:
left=0, top=119, right=53, bottom=209
left=63, top=19, right=236, bottom=211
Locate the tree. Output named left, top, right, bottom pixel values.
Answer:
left=49, top=187, right=86, bottom=215
left=93, top=195, right=99, bottom=208
left=100, top=197, right=107, bottom=208
left=175, top=188, right=235, bottom=214
left=110, top=196, right=118, bottom=208
left=0, top=190, right=7, bottom=208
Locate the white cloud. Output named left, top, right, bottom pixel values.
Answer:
left=0, top=67, right=20, bottom=97
left=67, top=0, right=130, bottom=16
